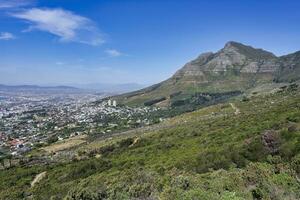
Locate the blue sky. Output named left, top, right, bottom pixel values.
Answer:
left=1, top=0, right=300, bottom=85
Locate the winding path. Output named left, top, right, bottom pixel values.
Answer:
left=31, top=171, right=47, bottom=188
left=230, top=103, right=241, bottom=115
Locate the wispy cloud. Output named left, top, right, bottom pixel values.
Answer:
left=0, top=0, right=33, bottom=9
left=55, top=61, right=65, bottom=66
left=0, top=32, right=15, bottom=40
left=11, top=8, right=105, bottom=46
left=105, top=49, right=123, bottom=57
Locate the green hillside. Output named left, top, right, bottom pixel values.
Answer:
left=0, top=84, right=299, bottom=200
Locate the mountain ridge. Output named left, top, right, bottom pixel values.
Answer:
left=0, top=84, right=79, bottom=91
left=113, top=41, right=300, bottom=106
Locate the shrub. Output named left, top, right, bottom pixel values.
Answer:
left=241, top=96, right=250, bottom=102
left=291, top=154, right=300, bottom=175
left=98, top=144, right=116, bottom=155
left=47, top=135, right=58, bottom=144
left=251, top=188, right=263, bottom=200
left=64, top=184, right=107, bottom=200
left=66, top=159, right=111, bottom=181
left=144, top=97, right=166, bottom=106
left=196, top=151, right=232, bottom=173
left=171, top=175, right=190, bottom=190
left=286, top=113, right=300, bottom=123
left=118, top=138, right=134, bottom=148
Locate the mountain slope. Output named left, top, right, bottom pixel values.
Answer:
left=113, top=42, right=299, bottom=107
left=275, top=51, right=300, bottom=82
left=1, top=84, right=299, bottom=200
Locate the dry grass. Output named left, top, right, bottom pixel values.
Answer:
left=42, top=135, right=87, bottom=153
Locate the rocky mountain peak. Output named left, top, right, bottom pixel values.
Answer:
left=223, top=41, right=242, bottom=49
left=222, top=41, right=276, bottom=60
left=173, top=41, right=280, bottom=80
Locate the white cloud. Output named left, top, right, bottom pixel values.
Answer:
left=0, top=32, right=15, bottom=40
left=0, top=0, right=33, bottom=9
left=105, top=49, right=122, bottom=57
left=11, top=8, right=105, bottom=46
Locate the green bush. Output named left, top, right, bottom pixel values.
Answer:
left=64, top=184, right=107, bottom=200
left=66, top=159, right=111, bottom=181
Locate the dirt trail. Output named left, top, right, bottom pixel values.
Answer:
left=31, top=171, right=47, bottom=187
left=230, top=103, right=241, bottom=115
left=129, top=137, right=140, bottom=147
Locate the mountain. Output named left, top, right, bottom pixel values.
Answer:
left=73, top=83, right=146, bottom=93
left=0, top=83, right=146, bottom=95
left=113, top=41, right=300, bottom=106
left=0, top=84, right=79, bottom=92
left=275, top=51, right=300, bottom=82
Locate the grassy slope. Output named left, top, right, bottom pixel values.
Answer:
left=0, top=88, right=300, bottom=200
left=114, top=71, right=274, bottom=107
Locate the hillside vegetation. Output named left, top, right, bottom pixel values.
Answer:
left=0, top=84, right=299, bottom=200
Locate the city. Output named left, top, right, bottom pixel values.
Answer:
left=0, top=89, right=162, bottom=160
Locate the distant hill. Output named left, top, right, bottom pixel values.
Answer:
left=0, top=84, right=80, bottom=92
left=73, top=83, right=146, bottom=93
left=113, top=41, right=300, bottom=106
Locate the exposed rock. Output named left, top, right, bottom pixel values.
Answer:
left=129, top=137, right=140, bottom=147
left=229, top=103, right=240, bottom=115
left=31, top=171, right=47, bottom=187
left=275, top=51, right=300, bottom=82
left=173, top=41, right=280, bottom=82
left=261, top=130, right=280, bottom=155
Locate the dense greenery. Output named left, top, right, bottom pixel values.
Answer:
left=0, top=86, right=299, bottom=199
left=144, top=97, right=167, bottom=106
left=170, top=91, right=242, bottom=112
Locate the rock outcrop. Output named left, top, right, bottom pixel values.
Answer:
left=173, top=41, right=279, bottom=81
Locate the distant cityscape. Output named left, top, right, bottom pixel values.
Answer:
left=0, top=86, right=162, bottom=158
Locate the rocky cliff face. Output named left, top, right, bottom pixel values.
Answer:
left=173, top=42, right=279, bottom=82
left=276, top=51, right=300, bottom=82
